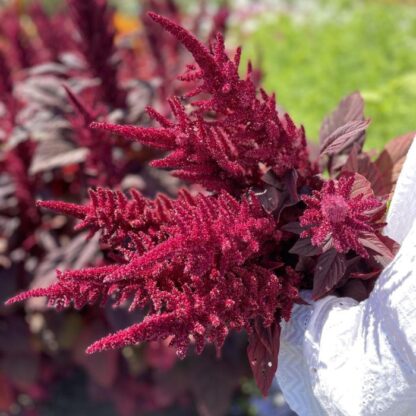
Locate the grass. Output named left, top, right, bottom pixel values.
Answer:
left=237, top=0, right=416, bottom=150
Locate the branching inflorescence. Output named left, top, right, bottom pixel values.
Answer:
left=9, top=189, right=300, bottom=363
left=92, top=13, right=310, bottom=194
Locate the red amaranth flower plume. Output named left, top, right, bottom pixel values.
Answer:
left=8, top=189, right=300, bottom=362
left=91, top=12, right=310, bottom=193
left=299, top=173, right=385, bottom=257
left=67, top=0, right=126, bottom=107
left=1, top=6, right=37, bottom=69
left=29, top=1, right=69, bottom=61
left=64, top=86, right=121, bottom=186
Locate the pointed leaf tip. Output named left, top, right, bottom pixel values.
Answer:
left=247, top=320, right=281, bottom=397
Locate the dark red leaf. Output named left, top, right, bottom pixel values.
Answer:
left=343, top=146, right=387, bottom=196
left=258, top=169, right=299, bottom=217
left=320, top=92, right=365, bottom=147
left=358, top=232, right=395, bottom=260
left=350, top=270, right=381, bottom=280
left=247, top=319, right=281, bottom=397
left=313, top=249, right=346, bottom=300
left=375, top=132, right=415, bottom=195
left=261, top=170, right=281, bottom=188
left=320, top=92, right=367, bottom=173
left=281, top=222, right=304, bottom=235
left=255, top=185, right=280, bottom=214
left=355, top=157, right=386, bottom=196
left=378, top=233, right=400, bottom=255
left=289, top=238, right=322, bottom=257
left=320, top=119, right=371, bottom=156
left=358, top=232, right=398, bottom=267
left=350, top=173, right=374, bottom=199
left=343, top=143, right=360, bottom=172
left=284, top=169, right=299, bottom=205
left=338, top=279, right=369, bottom=302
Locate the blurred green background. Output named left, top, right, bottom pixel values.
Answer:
left=17, top=0, right=416, bottom=149
left=236, top=0, right=416, bottom=149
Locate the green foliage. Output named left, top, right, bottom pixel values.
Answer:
left=239, top=1, right=416, bottom=149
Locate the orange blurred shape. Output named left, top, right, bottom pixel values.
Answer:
left=113, top=12, right=141, bottom=37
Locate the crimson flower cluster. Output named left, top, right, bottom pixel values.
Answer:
left=9, top=189, right=300, bottom=361
left=93, top=13, right=310, bottom=193
left=300, top=174, right=384, bottom=257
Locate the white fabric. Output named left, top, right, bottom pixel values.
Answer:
left=277, top=136, right=416, bottom=415
left=383, top=136, right=416, bottom=244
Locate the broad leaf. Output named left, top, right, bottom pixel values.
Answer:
left=313, top=249, right=346, bottom=300
left=350, top=173, right=374, bottom=199
left=247, top=319, right=281, bottom=397
left=358, top=232, right=395, bottom=259
left=375, top=131, right=415, bottom=195
left=281, top=222, right=304, bottom=235
left=258, top=169, right=299, bottom=218
left=358, top=232, right=398, bottom=267
left=320, top=119, right=370, bottom=156
left=343, top=143, right=360, bottom=172
left=343, top=146, right=387, bottom=196
left=289, top=237, right=322, bottom=256
left=320, top=92, right=365, bottom=147
left=255, top=185, right=280, bottom=214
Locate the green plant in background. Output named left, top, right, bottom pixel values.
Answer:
left=239, top=0, right=416, bottom=149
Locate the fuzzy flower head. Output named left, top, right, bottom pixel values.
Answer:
left=8, top=190, right=300, bottom=360
left=92, top=13, right=311, bottom=194
left=299, top=173, right=385, bottom=257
